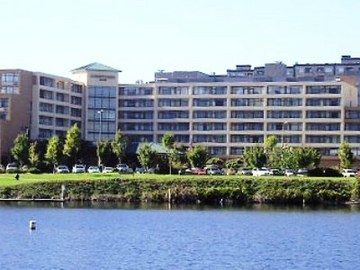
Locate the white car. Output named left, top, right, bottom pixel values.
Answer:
left=342, top=169, right=356, bottom=177
left=284, top=169, right=296, bottom=177
left=207, top=167, right=223, bottom=175
left=116, top=164, right=130, bottom=173
left=102, top=167, right=114, bottom=173
left=252, top=168, right=271, bottom=176
left=56, top=165, right=70, bottom=173
left=87, top=166, right=100, bottom=173
left=237, top=168, right=253, bottom=175
left=6, top=163, right=19, bottom=173
left=72, top=164, right=86, bottom=173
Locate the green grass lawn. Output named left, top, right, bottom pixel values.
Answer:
left=0, top=172, right=348, bottom=187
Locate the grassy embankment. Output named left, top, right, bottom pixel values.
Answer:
left=0, top=173, right=359, bottom=205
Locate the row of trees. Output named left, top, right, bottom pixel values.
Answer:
left=10, top=124, right=128, bottom=171
left=10, top=126, right=356, bottom=173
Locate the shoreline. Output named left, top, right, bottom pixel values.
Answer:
left=0, top=176, right=359, bottom=206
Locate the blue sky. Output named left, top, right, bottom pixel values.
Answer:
left=0, top=0, right=359, bottom=82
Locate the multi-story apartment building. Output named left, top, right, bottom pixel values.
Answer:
left=1, top=56, right=360, bottom=166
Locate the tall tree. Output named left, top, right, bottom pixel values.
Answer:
left=28, top=141, right=40, bottom=168
left=187, top=145, right=209, bottom=168
left=45, top=136, right=62, bottom=172
left=63, top=124, right=81, bottom=165
left=97, top=140, right=115, bottom=167
left=206, top=157, right=225, bottom=167
left=11, top=132, right=30, bottom=166
left=264, top=135, right=278, bottom=153
left=243, top=146, right=266, bottom=168
left=338, top=141, right=353, bottom=169
left=111, top=130, right=127, bottom=164
left=162, top=133, right=176, bottom=174
left=138, top=143, right=156, bottom=170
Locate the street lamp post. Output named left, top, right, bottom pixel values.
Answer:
left=97, top=109, right=104, bottom=141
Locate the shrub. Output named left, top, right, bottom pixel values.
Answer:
left=28, top=167, right=41, bottom=174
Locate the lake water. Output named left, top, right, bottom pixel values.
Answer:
left=0, top=202, right=359, bottom=270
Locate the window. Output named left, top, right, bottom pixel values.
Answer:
left=267, top=123, right=302, bottom=131
left=345, top=123, right=360, bottom=131
left=71, top=96, right=82, bottom=105
left=119, top=123, right=153, bottom=131
left=193, top=111, right=226, bottom=119
left=306, top=98, right=340, bottom=106
left=306, top=85, right=341, bottom=94
left=306, top=135, right=340, bottom=144
left=1, top=86, right=19, bottom=94
left=231, top=111, right=263, bottom=119
left=55, top=105, right=69, bottom=115
left=230, top=135, right=264, bottom=143
left=267, top=98, right=302, bottom=106
left=71, top=84, right=83, bottom=93
left=39, top=116, right=53, bottom=126
left=70, top=108, right=82, bottom=117
left=1, top=73, right=19, bottom=84
left=231, top=98, right=263, bottom=107
left=157, top=134, right=189, bottom=143
left=40, top=89, right=53, bottom=100
left=230, top=147, right=244, bottom=155
left=40, top=76, right=55, bottom=87
left=158, top=111, right=188, bottom=119
left=193, top=135, right=226, bottom=143
left=192, top=86, right=226, bottom=95
left=158, top=123, right=189, bottom=131
left=193, top=123, right=226, bottom=131
left=306, top=111, right=341, bottom=118
left=193, top=98, right=226, bottom=107
left=56, top=93, right=69, bottom=102
left=345, top=111, right=360, bottom=119
left=119, top=99, right=153, bottom=107
left=88, top=86, right=116, bottom=98
left=158, top=99, right=188, bottom=107
left=267, top=86, right=301, bottom=94
left=208, top=147, right=226, bottom=155
left=306, top=123, right=340, bottom=131
left=344, top=136, right=360, bottom=143
left=56, top=81, right=65, bottom=90
left=119, top=111, right=153, bottom=119
left=231, top=86, right=262, bottom=95
left=270, top=135, right=301, bottom=143
left=89, top=97, right=116, bottom=109
left=55, top=118, right=68, bottom=127
left=158, top=87, right=188, bottom=95
left=267, top=111, right=302, bottom=118
left=39, top=102, right=53, bottom=113
left=39, top=128, right=53, bottom=139
left=231, top=123, right=263, bottom=131
left=120, top=87, right=153, bottom=96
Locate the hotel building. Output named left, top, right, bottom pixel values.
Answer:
left=1, top=55, right=360, bottom=166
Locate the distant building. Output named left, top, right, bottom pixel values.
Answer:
left=1, top=55, right=360, bottom=166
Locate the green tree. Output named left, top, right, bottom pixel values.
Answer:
left=63, top=124, right=81, bottom=165
left=243, top=146, right=266, bottom=168
left=162, top=133, right=176, bottom=174
left=11, top=132, right=30, bottom=166
left=97, top=140, right=115, bottom=166
left=225, top=158, right=243, bottom=170
left=28, top=141, right=40, bottom=168
left=338, top=141, right=353, bottom=169
left=264, top=135, right=278, bottom=153
left=45, top=136, right=62, bottom=172
left=297, top=147, right=321, bottom=169
left=267, top=147, right=283, bottom=168
left=111, top=130, right=127, bottom=164
left=138, top=143, right=157, bottom=169
left=206, top=157, right=225, bottom=167
left=187, top=145, right=209, bottom=168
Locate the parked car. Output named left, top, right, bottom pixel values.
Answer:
left=342, top=169, right=356, bottom=177
left=6, top=163, right=18, bottom=173
left=87, top=166, right=100, bottom=173
left=207, top=167, right=223, bottom=175
left=194, top=168, right=207, bottom=175
left=269, top=168, right=283, bottom=176
left=102, top=167, right=114, bottom=173
left=252, top=168, right=271, bottom=176
left=135, top=167, right=146, bottom=173
left=56, top=165, right=70, bottom=173
left=116, top=164, right=130, bottom=173
left=72, top=164, right=86, bottom=173
left=297, top=168, right=308, bottom=177
left=237, top=168, right=253, bottom=175
left=284, top=169, right=296, bottom=177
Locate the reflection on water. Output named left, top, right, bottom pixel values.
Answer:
left=1, top=200, right=360, bottom=212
